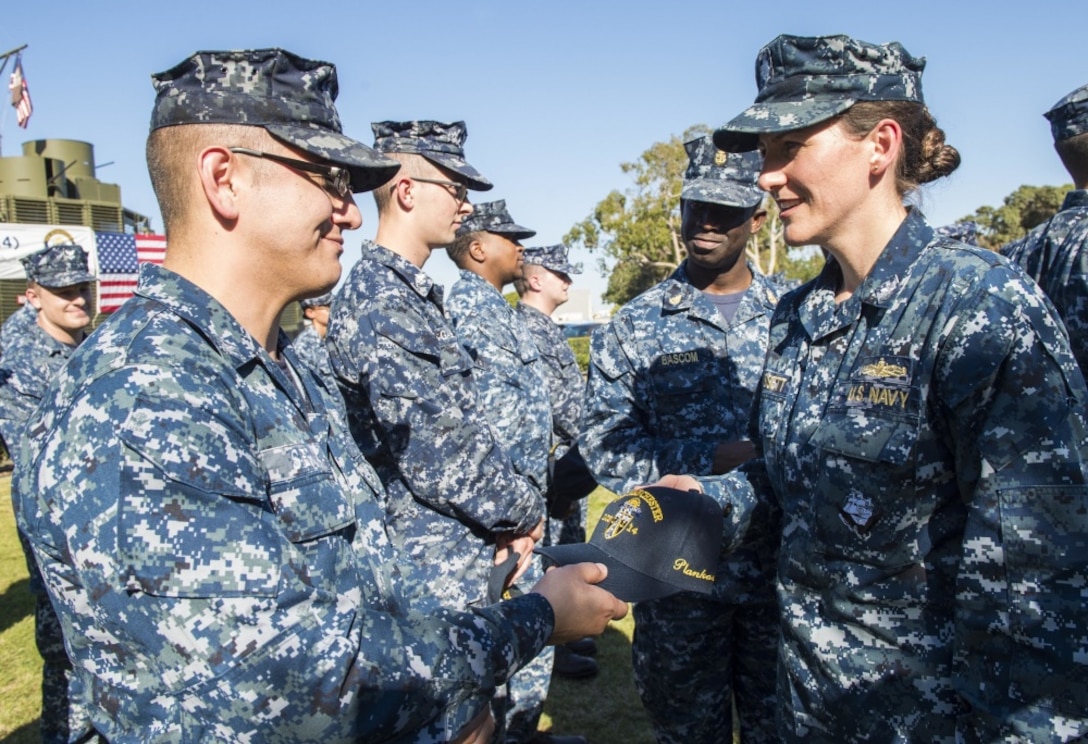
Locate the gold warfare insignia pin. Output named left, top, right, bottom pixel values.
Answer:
left=860, top=359, right=908, bottom=378
left=713, top=150, right=728, bottom=166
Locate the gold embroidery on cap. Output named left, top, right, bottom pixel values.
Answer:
left=713, top=150, right=728, bottom=166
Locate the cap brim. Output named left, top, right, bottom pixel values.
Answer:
left=681, top=179, right=765, bottom=208
left=713, top=99, right=855, bottom=153
left=494, top=224, right=537, bottom=241
left=41, top=271, right=96, bottom=288
left=534, top=544, right=687, bottom=603
left=422, top=153, right=493, bottom=191
left=268, top=125, right=402, bottom=193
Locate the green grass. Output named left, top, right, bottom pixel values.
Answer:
left=0, top=474, right=40, bottom=743
left=0, top=479, right=651, bottom=743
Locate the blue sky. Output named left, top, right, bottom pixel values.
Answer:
left=3, top=1, right=1084, bottom=303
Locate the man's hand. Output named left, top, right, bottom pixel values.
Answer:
left=651, top=474, right=704, bottom=492
left=711, top=440, right=757, bottom=474
left=495, top=519, right=545, bottom=588
left=451, top=706, right=494, bottom=744
left=530, top=562, right=628, bottom=645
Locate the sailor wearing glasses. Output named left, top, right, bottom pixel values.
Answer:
left=327, top=121, right=547, bottom=626
left=13, top=50, right=626, bottom=743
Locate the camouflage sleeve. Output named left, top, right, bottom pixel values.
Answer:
left=17, top=364, right=554, bottom=741
left=936, top=270, right=1088, bottom=738
left=579, top=320, right=661, bottom=494
left=330, top=302, right=544, bottom=535
left=449, top=313, right=549, bottom=494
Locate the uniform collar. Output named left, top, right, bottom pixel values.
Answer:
left=361, top=239, right=443, bottom=304
left=1062, top=189, right=1088, bottom=211
left=799, top=209, right=934, bottom=340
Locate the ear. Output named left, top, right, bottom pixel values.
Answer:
left=468, top=238, right=487, bottom=265
left=198, top=147, right=241, bottom=221
left=868, top=118, right=903, bottom=178
left=392, top=177, right=414, bottom=210
left=528, top=272, right=544, bottom=292
left=23, top=285, right=42, bottom=310
left=749, top=209, right=768, bottom=234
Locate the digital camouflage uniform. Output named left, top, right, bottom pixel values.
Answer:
left=290, top=322, right=331, bottom=378
left=581, top=263, right=781, bottom=744
left=518, top=243, right=590, bottom=547
left=327, top=240, right=545, bottom=611
left=702, top=211, right=1088, bottom=741
left=1002, top=83, right=1088, bottom=380
left=446, top=200, right=554, bottom=744
left=0, top=301, right=37, bottom=358
left=14, top=263, right=556, bottom=743
left=1, top=243, right=95, bottom=744
left=1, top=322, right=88, bottom=744
left=291, top=291, right=334, bottom=380
left=705, top=33, right=1088, bottom=741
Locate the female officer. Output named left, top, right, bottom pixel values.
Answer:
left=666, top=34, right=1088, bottom=742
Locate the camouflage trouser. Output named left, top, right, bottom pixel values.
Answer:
left=631, top=592, right=779, bottom=744
left=19, top=531, right=92, bottom=744
left=493, top=553, right=554, bottom=743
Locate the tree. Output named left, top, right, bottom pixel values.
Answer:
left=959, top=183, right=1072, bottom=249
left=565, top=126, right=816, bottom=306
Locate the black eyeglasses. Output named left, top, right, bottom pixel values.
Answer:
left=411, top=176, right=468, bottom=204
left=228, top=147, right=351, bottom=197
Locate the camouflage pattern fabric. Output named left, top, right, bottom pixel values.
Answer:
left=1044, top=82, right=1088, bottom=142
left=149, top=49, right=399, bottom=193
left=715, top=34, right=926, bottom=153
left=580, top=262, right=781, bottom=743
left=522, top=243, right=581, bottom=275
left=455, top=199, right=535, bottom=239
left=14, top=262, right=556, bottom=742
left=21, top=244, right=95, bottom=288
left=516, top=301, right=587, bottom=546
left=1002, top=190, right=1088, bottom=379
left=371, top=120, right=492, bottom=191
left=0, top=323, right=89, bottom=743
left=326, top=241, right=545, bottom=611
left=290, top=323, right=332, bottom=379
left=515, top=302, right=585, bottom=447
left=0, top=302, right=37, bottom=358
left=681, top=138, right=764, bottom=208
left=0, top=323, right=77, bottom=452
left=447, top=269, right=552, bottom=495
left=700, top=210, right=1088, bottom=741
left=446, top=269, right=554, bottom=742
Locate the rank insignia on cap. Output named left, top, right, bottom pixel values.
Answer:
left=713, top=150, right=728, bottom=166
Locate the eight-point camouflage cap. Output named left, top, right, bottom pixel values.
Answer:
left=714, top=34, right=926, bottom=153
left=371, top=120, right=493, bottom=191
left=681, top=136, right=764, bottom=208
left=299, top=291, right=334, bottom=309
left=455, top=199, right=535, bottom=239
left=149, top=48, right=401, bottom=192
left=523, top=243, right=582, bottom=275
left=1045, top=83, right=1088, bottom=143
left=536, top=486, right=723, bottom=603
left=21, top=244, right=95, bottom=288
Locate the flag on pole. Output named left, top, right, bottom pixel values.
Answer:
left=8, top=57, right=32, bottom=129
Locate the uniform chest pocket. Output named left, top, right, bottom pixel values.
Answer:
left=372, top=314, right=472, bottom=399
left=807, top=409, right=926, bottom=566
left=261, top=440, right=354, bottom=544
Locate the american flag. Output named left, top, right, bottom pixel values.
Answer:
left=95, top=232, right=167, bottom=313
left=8, top=58, right=32, bottom=129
